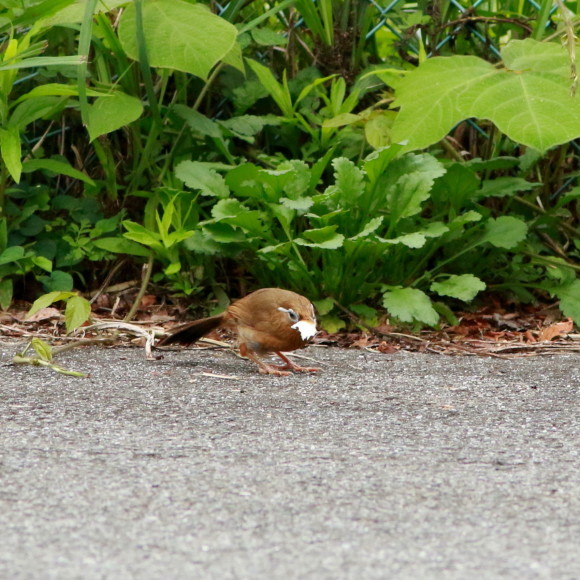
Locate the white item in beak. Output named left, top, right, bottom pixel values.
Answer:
left=291, top=320, right=317, bottom=340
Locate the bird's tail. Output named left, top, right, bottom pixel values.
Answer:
left=158, top=314, right=224, bottom=346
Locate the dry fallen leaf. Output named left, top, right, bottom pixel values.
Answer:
left=538, top=319, right=573, bottom=342
left=25, top=307, right=62, bottom=323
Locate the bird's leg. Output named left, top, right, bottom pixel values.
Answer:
left=274, top=351, right=321, bottom=373
left=239, top=343, right=291, bottom=376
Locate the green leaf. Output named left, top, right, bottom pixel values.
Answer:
left=322, top=113, right=361, bottom=128
left=41, top=271, right=74, bottom=292
left=0, top=127, right=22, bottom=183
left=31, top=337, right=53, bottom=362
left=87, top=92, right=143, bottom=141
left=31, top=255, right=53, bottom=272
left=391, top=40, right=580, bottom=153
left=350, top=217, right=384, bottom=240
left=251, top=28, right=288, bottom=46
left=0, top=278, right=13, bottom=310
left=122, top=221, right=162, bottom=248
left=219, top=115, right=279, bottom=142
left=0, top=245, right=25, bottom=265
left=246, top=59, right=293, bottom=117
left=313, top=297, right=334, bottom=316
left=8, top=96, right=64, bottom=130
left=92, top=237, right=152, bottom=257
left=476, top=177, right=536, bottom=199
left=320, top=314, right=346, bottom=333
left=22, top=158, right=96, bottom=185
left=385, top=154, right=446, bottom=221
left=362, top=144, right=405, bottom=186
left=280, top=197, right=313, bottom=213
left=482, top=216, right=528, bottom=249
left=294, top=226, right=345, bottom=249
left=431, top=274, right=486, bottom=302
left=65, top=295, right=91, bottom=333
left=382, top=287, right=439, bottom=326
left=350, top=304, right=379, bottom=327
left=118, top=0, right=237, bottom=80
left=554, top=280, right=580, bottom=324
left=324, top=157, right=366, bottom=208
left=377, top=232, right=427, bottom=248
left=164, top=262, right=182, bottom=276
left=175, top=161, right=229, bottom=198
left=28, top=291, right=76, bottom=317
left=364, top=110, right=396, bottom=149
left=174, top=106, right=222, bottom=138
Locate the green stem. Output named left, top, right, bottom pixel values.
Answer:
left=124, top=252, right=154, bottom=322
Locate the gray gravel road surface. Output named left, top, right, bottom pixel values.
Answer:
left=0, top=342, right=579, bottom=579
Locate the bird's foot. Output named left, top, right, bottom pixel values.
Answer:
left=257, top=363, right=292, bottom=376
left=275, top=352, right=321, bottom=373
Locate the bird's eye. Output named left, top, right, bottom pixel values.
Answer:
left=286, top=309, right=299, bottom=322
left=278, top=306, right=300, bottom=322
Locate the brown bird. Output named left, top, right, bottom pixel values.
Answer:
left=158, top=288, right=320, bottom=376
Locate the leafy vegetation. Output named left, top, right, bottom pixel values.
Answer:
left=1, top=0, right=579, bottom=331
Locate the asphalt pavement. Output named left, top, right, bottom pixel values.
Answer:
left=0, top=341, right=578, bottom=579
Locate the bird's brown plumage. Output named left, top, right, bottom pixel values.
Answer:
left=158, top=288, right=319, bottom=375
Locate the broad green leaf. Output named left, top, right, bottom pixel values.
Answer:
left=65, top=295, right=91, bottom=333
left=211, top=198, right=246, bottom=220
left=482, top=216, right=528, bottom=249
left=431, top=274, right=486, bottom=302
left=554, top=280, right=580, bottom=324
left=87, top=92, right=143, bottom=141
left=320, top=314, right=346, bottom=334
left=363, top=144, right=404, bottom=186
left=364, top=110, right=396, bottom=149
left=0, top=127, right=22, bottom=183
left=324, top=157, right=366, bottom=208
left=246, top=59, right=293, bottom=117
left=382, top=287, right=439, bottom=326
left=0, top=278, right=13, bottom=310
left=41, top=270, right=74, bottom=292
left=350, top=304, right=379, bottom=327
left=294, top=226, right=345, bottom=249
left=176, top=161, right=229, bottom=198
left=377, top=232, right=427, bottom=248
left=313, top=297, right=334, bottom=316
left=251, top=29, right=288, bottom=46
left=164, top=262, right=182, bottom=276
left=384, top=153, right=446, bottom=220
left=0, top=245, right=25, bottom=265
left=476, top=177, right=536, bottom=199
left=431, top=163, right=479, bottom=210
left=118, top=1, right=237, bottom=80
left=174, top=106, right=222, bottom=138
left=279, top=197, right=313, bottom=213
left=350, top=216, right=383, bottom=240
left=22, top=158, right=95, bottom=185
left=8, top=96, right=65, bottom=130
left=219, top=115, right=279, bottom=142
left=502, top=38, right=576, bottom=78
left=391, top=55, right=491, bottom=151
left=92, top=237, right=152, bottom=257
left=391, top=41, right=580, bottom=153
left=27, top=291, right=76, bottom=317
left=202, top=223, right=245, bottom=243
left=31, top=255, right=53, bottom=272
